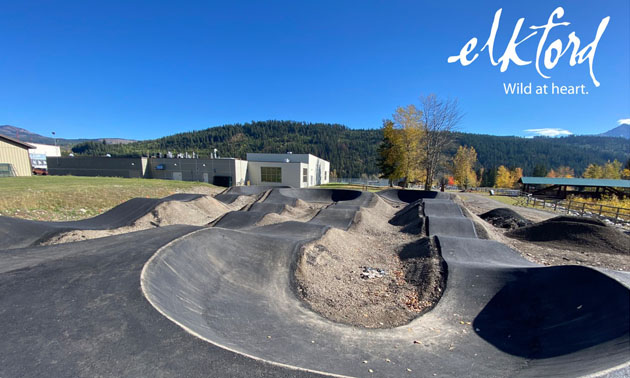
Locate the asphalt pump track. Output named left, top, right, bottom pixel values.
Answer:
left=0, top=187, right=628, bottom=377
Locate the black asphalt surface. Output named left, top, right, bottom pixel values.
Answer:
left=1, top=187, right=629, bottom=377
left=378, top=188, right=451, bottom=203
left=0, top=225, right=323, bottom=378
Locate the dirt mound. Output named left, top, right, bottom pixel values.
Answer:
left=369, top=193, right=395, bottom=212
left=42, top=195, right=230, bottom=245
left=390, top=200, right=423, bottom=226
left=225, top=194, right=260, bottom=210
left=294, top=212, right=444, bottom=328
left=148, top=196, right=230, bottom=227
left=398, top=237, right=447, bottom=312
left=254, top=213, right=295, bottom=227
left=282, top=199, right=328, bottom=222
left=387, top=200, right=426, bottom=235
left=544, top=216, right=606, bottom=226
left=350, top=197, right=397, bottom=237
left=480, top=208, right=532, bottom=230
left=507, top=216, right=630, bottom=255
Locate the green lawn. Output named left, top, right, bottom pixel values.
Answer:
left=318, top=183, right=385, bottom=193
left=0, top=176, right=220, bottom=221
left=487, top=195, right=521, bottom=206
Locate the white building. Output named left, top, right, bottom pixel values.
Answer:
left=29, top=143, right=62, bottom=172
left=29, top=143, right=62, bottom=157
left=246, top=153, right=330, bottom=188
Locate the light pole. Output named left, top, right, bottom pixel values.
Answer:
left=52, top=132, right=57, bottom=146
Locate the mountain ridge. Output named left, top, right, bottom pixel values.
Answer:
left=0, top=125, right=136, bottom=146
left=599, top=124, right=630, bottom=139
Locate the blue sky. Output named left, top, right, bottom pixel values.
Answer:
left=0, top=0, right=628, bottom=140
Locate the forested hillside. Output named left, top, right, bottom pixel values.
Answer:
left=70, top=121, right=629, bottom=177
left=452, top=133, right=628, bottom=176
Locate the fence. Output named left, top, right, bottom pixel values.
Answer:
left=473, top=187, right=522, bottom=197
left=521, top=196, right=630, bottom=224
left=330, top=178, right=432, bottom=189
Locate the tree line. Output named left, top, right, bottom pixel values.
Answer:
left=69, top=120, right=629, bottom=179
left=452, top=151, right=629, bottom=189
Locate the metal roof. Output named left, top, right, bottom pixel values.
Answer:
left=0, top=134, right=34, bottom=149
left=519, top=176, right=630, bottom=188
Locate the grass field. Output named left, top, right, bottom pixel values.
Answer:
left=486, top=195, right=520, bottom=206
left=0, top=176, right=220, bottom=221
left=318, top=183, right=386, bottom=193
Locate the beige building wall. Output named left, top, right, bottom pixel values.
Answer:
left=247, top=161, right=307, bottom=187
left=0, top=138, right=32, bottom=176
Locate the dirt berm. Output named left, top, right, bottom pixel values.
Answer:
left=507, top=216, right=630, bottom=255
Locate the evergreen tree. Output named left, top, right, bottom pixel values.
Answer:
left=532, top=164, right=548, bottom=177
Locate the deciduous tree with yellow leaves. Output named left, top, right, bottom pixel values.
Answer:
left=453, top=145, right=477, bottom=189
left=377, top=94, right=461, bottom=189
left=495, top=165, right=522, bottom=188
left=583, top=160, right=625, bottom=179
left=379, top=106, right=424, bottom=187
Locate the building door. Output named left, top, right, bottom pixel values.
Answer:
left=172, top=172, right=183, bottom=181
left=203, top=172, right=209, bottom=183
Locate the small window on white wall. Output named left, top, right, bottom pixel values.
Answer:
left=302, top=168, right=308, bottom=183
left=325, top=171, right=328, bottom=180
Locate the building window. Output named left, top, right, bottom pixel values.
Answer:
left=302, top=168, right=308, bottom=183
left=261, top=167, right=282, bottom=183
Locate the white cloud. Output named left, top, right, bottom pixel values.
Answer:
left=524, top=128, right=573, bottom=137
left=617, top=118, right=630, bottom=125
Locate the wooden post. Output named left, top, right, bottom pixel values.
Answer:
left=554, top=200, right=558, bottom=211
left=567, top=200, right=571, bottom=214
left=615, top=207, right=620, bottom=221
left=581, top=202, right=586, bottom=216
left=542, top=199, right=546, bottom=209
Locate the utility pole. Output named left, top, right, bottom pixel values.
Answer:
left=52, top=131, right=57, bottom=146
